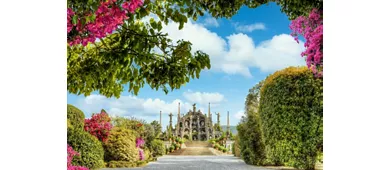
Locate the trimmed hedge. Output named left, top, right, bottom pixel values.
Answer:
left=233, top=137, right=241, bottom=157
left=103, top=127, right=139, bottom=164
left=149, top=140, right=165, bottom=158
left=259, top=66, right=323, bottom=170
left=67, top=128, right=105, bottom=169
left=106, top=160, right=148, bottom=168
left=67, top=104, right=85, bottom=130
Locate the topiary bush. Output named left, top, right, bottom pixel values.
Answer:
left=259, top=66, right=323, bottom=170
left=104, top=127, right=139, bottom=164
left=67, top=128, right=105, bottom=169
left=149, top=140, right=165, bottom=158
left=67, top=104, right=85, bottom=130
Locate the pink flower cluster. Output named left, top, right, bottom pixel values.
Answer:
left=84, top=110, right=113, bottom=142
left=138, top=148, right=144, bottom=160
left=67, top=0, right=144, bottom=46
left=290, top=8, right=323, bottom=77
left=136, top=137, right=145, bottom=160
left=136, top=137, right=145, bottom=148
left=67, top=144, right=89, bottom=170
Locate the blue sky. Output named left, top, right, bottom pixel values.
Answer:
left=67, top=3, right=305, bottom=130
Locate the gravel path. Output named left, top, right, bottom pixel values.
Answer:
left=101, top=155, right=281, bottom=170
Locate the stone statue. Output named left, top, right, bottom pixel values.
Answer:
left=192, top=103, right=196, bottom=113
left=215, top=112, right=221, bottom=125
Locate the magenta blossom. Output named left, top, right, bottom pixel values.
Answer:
left=67, top=144, right=89, bottom=170
left=67, top=0, right=144, bottom=46
left=290, top=8, right=323, bottom=77
left=136, top=137, right=145, bottom=148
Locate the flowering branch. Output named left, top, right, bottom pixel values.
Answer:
left=290, top=8, right=323, bottom=77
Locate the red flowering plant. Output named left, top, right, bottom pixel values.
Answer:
left=67, top=144, right=89, bottom=170
left=290, top=8, right=323, bottom=77
left=84, top=109, right=113, bottom=142
left=67, top=0, right=144, bottom=46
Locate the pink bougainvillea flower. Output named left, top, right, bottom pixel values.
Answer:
left=290, top=8, right=323, bottom=77
left=67, top=0, right=144, bottom=46
left=84, top=109, right=113, bottom=142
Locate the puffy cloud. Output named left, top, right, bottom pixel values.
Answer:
left=234, top=110, right=245, bottom=119
left=75, top=94, right=193, bottom=118
left=160, top=19, right=305, bottom=77
left=182, top=90, right=225, bottom=106
left=202, top=17, right=219, bottom=27
left=74, top=90, right=225, bottom=119
left=235, top=22, right=266, bottom=32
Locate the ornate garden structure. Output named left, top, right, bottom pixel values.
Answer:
left=163, top=103, right=227, bottom=141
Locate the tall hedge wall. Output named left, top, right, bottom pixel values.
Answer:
left=259, top=66, right=323, bottom=170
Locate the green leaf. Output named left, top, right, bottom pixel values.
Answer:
left=72, top=15, right=78, bottom=25
left=157, top=21, right=163, bottom=31
left=134, top=85, right=140, bottom=95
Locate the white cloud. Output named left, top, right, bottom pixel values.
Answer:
left=75, top=90, right=224, bottom=119
left=235, top=23, right=266, bottom=32
left=234, top=110, right=245, bottom=119
left=203, top=17, right=219, bottom=27
left=154, top=16, right=305, bottom=77
left=226, top=33, right=306, bottom=73
left=76, top=94, right=193, bottom=118
left=183, top=91, right=225, bottom=106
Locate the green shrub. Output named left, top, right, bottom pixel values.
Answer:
left=259, top=66, right=323, bottom=170
left=222, top=148, right=227, bottom=153
left=149, top=140, right=165, bottom=158
left=103, top=127, right=139, bottom=163
left=232, top=142, right=235, bottom=155
left=67, top=104, right=85, bottom=130
left=67, top=128, right=104, bottom=169
left=214, top=143, right=219, bottom=149
left=242, top=148, right=255, bottom=165
left=233, top=136, right=241, bottom=157
left=165, top=147, right=169, bottom=154
left=107, top=161, right=137, bottom=168
left=218, top=146, right=224, bottom=151
left=236, top=80, right=267, bottom=166
left=67, top=119, right=73, bottom=130
left=144, top=148, right=151, bottom=161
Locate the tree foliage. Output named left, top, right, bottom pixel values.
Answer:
left=67, top=0, right=212, bottom=98
left=150, top=120, right=162, bottom=137
left=236, top=80, right=267, bottom=166
left=259, top=66, right=323, bottom=169
left=184, top=0, right=323, bottom=20
left=111, top=116, right=146, bottom=135
left=149, top=139, right=165, bottom=158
